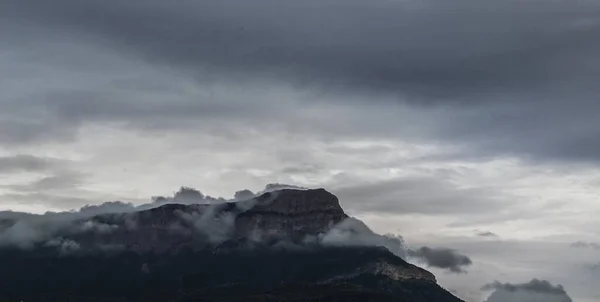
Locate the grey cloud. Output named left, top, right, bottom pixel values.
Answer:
left=78, top=201, right=141, bottom=216
left=476, top=231, right=499, bottom=238
left=260, top=183, right=308, bottom=194
left=233, top=190, right=255, bottom=201
left=0, top=155, right=63, bottom=174
left=4, top=0, right=599, bottom=101
left=176, top=207, right=236, bottom=244
left=280, top=165, right=323, bottom=175
left=0, top=120, right=78, bottom=146
left=0, top=154, right=92, bottom=210
left=570, top=241, right=600, bottom=250
left=44, top=238, right=81, bottom=255
left=1, top=186, right=214, bottom=215
left=333, top=177, right=515, bottom=216
left=0, top=193, right=99, bottom=212
left=77, top=220, right=119, bottom=235
left=0, top=212, right=99, bottom=249
left=11, top=173, right=87, bottom=192
left=483, top=279, right=573, bottom=302
left=320, top=217, right=408, bottom=259
left=408, top=246, right=472, bottom=273
left=0, top=171, right=93, bottom=210
left=2, top=0, right=600, bottom=164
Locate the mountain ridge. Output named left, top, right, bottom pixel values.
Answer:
left=0, top=187, right=463, bottom=302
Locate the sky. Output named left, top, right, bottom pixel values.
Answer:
left=1, top=0, right=600, bottom=301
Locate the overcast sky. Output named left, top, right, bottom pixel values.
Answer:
left=2, top=0, right=600, bottom=301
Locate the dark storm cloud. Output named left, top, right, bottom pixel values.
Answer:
left=483, top=279, right=573, bottom=302
left=408, top=246, right=472, bottom=273
left=2, top=0, right=600, bottom=163
left=4, top=0, right=600, bottom=100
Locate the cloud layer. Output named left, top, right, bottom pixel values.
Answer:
left=483, top=279, right=573, bottom=302
left=1, top=0, right=600, bottom=163
left=408, top=246, right=473, bottom=273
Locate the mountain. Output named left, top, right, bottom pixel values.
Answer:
left=0, top=188, right=464, bottom=302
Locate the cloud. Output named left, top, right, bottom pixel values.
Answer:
left=233, top=189, right=255, bottom=201
left=0, top=155, right=95, bottom=211
left=408, top=246, right=472, bottom=273
left=483, top=279, right=573, bottom=302
left=175, top=205, right=236, bottom=244
left=5, top=0, right=599, bottom=101
left=570, top=241, right=600, bottom=250
left=44, top=238, right=81, bottom=255
left=0, top=212, right=117, bottom=250
left=7, top=173, right=88, bottom=192
left=230, top=184, right=307, bottom=202
left=259, top=183, right=308, bottom=194
left=1, top=0, right=600, bottom=165
left=153, top=187, right=226, bottom=205
left=77, top=220, right=119, bottom=234
left=0, top=155, right=63, bottom=174
left=476, top=231, right=499, bottom=238
left=319, top=217, right=408, bottom=259
left=333, top=177, right=515, bottom=216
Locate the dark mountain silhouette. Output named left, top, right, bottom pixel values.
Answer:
left=0, top=188, right=464, bottom=302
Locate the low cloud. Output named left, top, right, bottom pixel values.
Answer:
left=408, top=246, right=472, bottom=273
left=483, top=279, right=573, bottom=302
left=0, top=184, right=428, bottom=260
left=259, top=183, right=308, bottom=195
left=0, top=212, right=122, bottom=250
left=476, top=231, right=499, bottom=238
left=0, top=183, right=305, bottom=251
left=44, top=238, right=81, bottom=255
left=319, top=217, right=408, bottom=259
left=175, top=206, right=236, bottom=244
left=570, top=241, right=600, bottom=250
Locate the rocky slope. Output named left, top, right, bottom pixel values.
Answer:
left=0, top=188, right=462, bottom=302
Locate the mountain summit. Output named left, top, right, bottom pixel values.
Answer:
left=0, top=188, right=464, bottom=302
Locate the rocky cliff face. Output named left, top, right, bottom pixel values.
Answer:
left=235, top=188, right=348, bottom=238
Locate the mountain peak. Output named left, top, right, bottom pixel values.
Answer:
left=63, top=188, right=348, bottom=253
left=236, top=188, right=348, bottom=240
